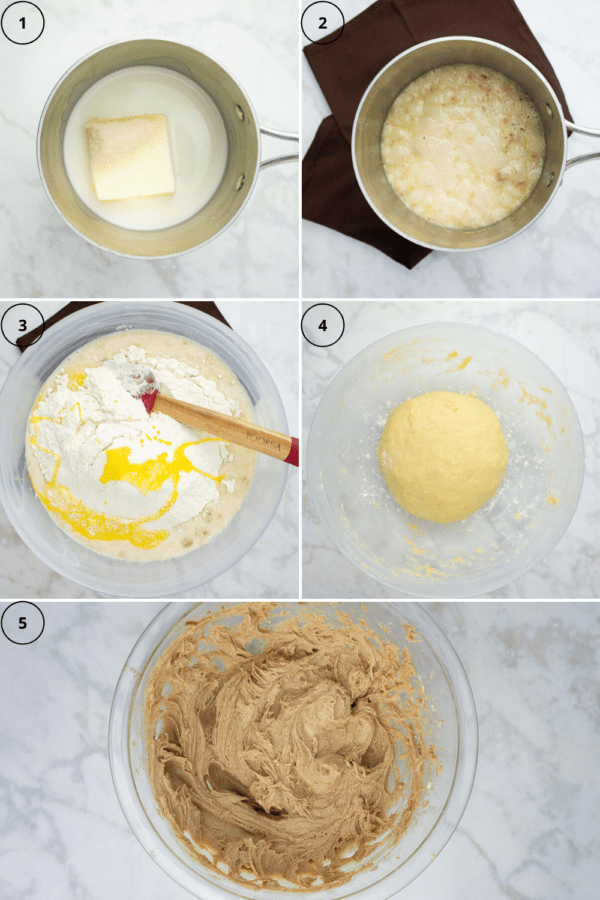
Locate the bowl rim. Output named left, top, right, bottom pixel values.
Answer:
left=0, top=301, right=288, bottom=597
left=108, top=600, right=479, bottom=899
left=307, top=321, right=585, bottom=598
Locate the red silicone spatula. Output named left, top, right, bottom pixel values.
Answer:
left=115, top=363, right=299, bottom=467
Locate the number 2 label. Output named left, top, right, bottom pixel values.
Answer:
left=301, top=4, right=345, bottom=46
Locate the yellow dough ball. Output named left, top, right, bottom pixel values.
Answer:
left=377, top=390, right=509, bottom=524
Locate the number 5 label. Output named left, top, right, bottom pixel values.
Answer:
left=1, top=602, right=45, bottom=644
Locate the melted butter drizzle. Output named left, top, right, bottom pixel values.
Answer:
left=28, top=388, right=225, bottom=549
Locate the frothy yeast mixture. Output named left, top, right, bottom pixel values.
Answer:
left=146, top=604, right=438, bottom=891
left=381, top=64, right=545, bottom=228
left=26, top=331, right=255, bottom=561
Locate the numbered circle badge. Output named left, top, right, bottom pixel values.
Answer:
left=1, top=602, right=45, bottom=644
left=0, top=302, right=44, bottom=346
left=302, top=303, right=345, bottom=347
left=1, top=2, right=45, bottom=44
left=301, top=2, right=345, bottom=45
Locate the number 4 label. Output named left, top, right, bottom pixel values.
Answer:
left=301, top=303, right=345, bottom=347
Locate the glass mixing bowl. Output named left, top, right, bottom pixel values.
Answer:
left=0, top=302, right=288, bottom=597
left=307, top=322, right=584, bottom=598
left=109, top=601, right=478, bottom=900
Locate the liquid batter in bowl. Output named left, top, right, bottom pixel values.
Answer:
left=63, top=66, right=228, bottom=230
left=145, top=603, right=439, bottom=891
left=381, top=64, right=545, bottom=228
left=25, top=330, right=255, bottom=561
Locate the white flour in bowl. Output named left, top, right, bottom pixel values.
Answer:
left=26, top=330, right=255, bottom=561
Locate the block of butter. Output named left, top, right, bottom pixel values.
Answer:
left=86, top=114, right=176, bottom=202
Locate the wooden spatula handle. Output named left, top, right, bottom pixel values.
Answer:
left=153, top=394, right=299, bottom=465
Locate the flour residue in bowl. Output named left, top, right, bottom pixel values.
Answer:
left=341, top=347, right=565, bottom=585
left=309, top=324, right=582, bottom=598
left=26, top=330, right=255, bottom=560
left=145, top=603, right=438, bottom=891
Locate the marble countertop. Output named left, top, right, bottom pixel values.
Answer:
left=303, top=301, right=600, bottom=598
left=0, top=0, right=298, bottom=298
left=302, top=0, right=600, bottom=298
left=1, top=600, right=598, bottom=900
left=0, top=300, right=299, bottom=599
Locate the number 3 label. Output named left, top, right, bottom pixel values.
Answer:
left=0, top=303, right=45, bottom=347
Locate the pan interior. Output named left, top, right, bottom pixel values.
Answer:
left=353, top=39, right=564, bottom=250
left=39, top=40, right=259, bottom=257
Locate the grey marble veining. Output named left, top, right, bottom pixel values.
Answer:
left=402, top=601, right=600, bottom=900
left=302, top=0, right=600, bottom=298
left=0, top=300, right=299, bottom=599
left=1, top=0, right=298, bottom=298
left=0, top=600, right=597, bottom=899
left=302, top=301, right=600, bottom=599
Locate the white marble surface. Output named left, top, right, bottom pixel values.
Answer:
left=0, top=299, right=299, bottom=599
left=0, top=0, right=299, bottom=298
left=303, top=301, right=600, bottom=598
left=302, top=0, right=600, bottom=298
left=1, top=600, right=598, bottom=900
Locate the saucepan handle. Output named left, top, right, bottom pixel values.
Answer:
left=564, top=120, right=600, bottom=169
left=259, top=125, right=299, bottom=170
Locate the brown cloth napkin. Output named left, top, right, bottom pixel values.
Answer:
left=16, top=301, right=231, bottom=352
left=303, top=0, right=573, bottom=269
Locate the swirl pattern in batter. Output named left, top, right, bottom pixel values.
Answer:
left=145, top=604, right=438, bottom=891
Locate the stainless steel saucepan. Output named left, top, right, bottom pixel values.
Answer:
left=38, top=39, right=298, bottom=259
left=352, top=36, right=600, bottom=252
